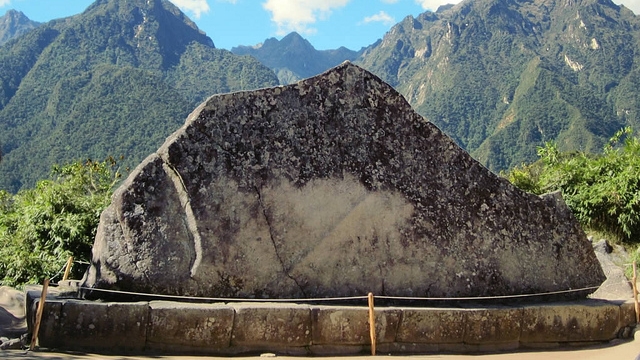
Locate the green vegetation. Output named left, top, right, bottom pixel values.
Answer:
left=0, top=158, right=120, bottom=287
left=506, top=127, right=640, bottom=243
left=0, top=0, right=278, bottom=193
left=356, top=0, right=640, bottom=172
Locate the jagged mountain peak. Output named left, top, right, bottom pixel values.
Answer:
left=0, top=9, right=40, bottom=45
left=253, top=31, right=315, bottom=54
left=231, top=32, right=360, bottom=84
left=280, top=31, right=311, bottom=44
left=46, top=0, right=215, bottom=70
left=3, top=9, right=29, bottom=20
left=83, top=0, right=204, bottom=34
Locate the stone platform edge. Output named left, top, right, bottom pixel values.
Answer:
left=25, top=287, right=636, bottom=356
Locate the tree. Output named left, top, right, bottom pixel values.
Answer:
left=0, top=157, right=121, bottom=287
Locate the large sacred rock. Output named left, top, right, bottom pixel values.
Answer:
left=82, top=62, right=605, bottom=300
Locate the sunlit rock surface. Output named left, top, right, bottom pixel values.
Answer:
left=82, top=62, right=605, bottom=300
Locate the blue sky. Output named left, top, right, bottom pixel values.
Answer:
left=1, top=0, right=639, bottom=51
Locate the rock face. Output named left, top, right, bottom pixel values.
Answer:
left=590, top=239, right=633, bottom=301
left=82, top=62, right=605, bottom=300
left=0, top=286, right=26, bottom=338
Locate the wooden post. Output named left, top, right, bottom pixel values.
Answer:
left=634, top=261, right=639, bottom=324
left=30, top=278, right=50, bottom=351
left=368, top=292, right=376, bottom=356
left=62, top=256, right=73, bottom=281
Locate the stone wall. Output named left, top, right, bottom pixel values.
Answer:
left=32, top=297, right=635, bottom=355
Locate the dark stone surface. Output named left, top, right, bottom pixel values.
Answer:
left=311, top=306, right=401, bottom=345
left=147, top=301, right=234, bottom=352
left=55, top=300, right=148, bottom=353
left=81, top=62, right=605, bottom=300
left=520, top=301, right=620, bottom=343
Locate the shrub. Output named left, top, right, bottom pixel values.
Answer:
left=0, top=157, right=121, bottom=287
left=505, top=127, right=640, bottom=243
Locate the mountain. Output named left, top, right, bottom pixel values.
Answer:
left=357, top=0, right=640, bottom=171
left=0, top=0, right=278, bottom=192
left=0, top=10, right=40, bottom=46
left=231, top=32, right=363, bottom=84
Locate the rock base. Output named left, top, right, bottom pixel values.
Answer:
left=27, top=293, right=636, bottom=355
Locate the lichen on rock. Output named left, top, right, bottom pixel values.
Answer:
left=81, top=62, right=605, bottom=301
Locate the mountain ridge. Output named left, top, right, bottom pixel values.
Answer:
left=356, top=0, right=640, bottom=170
left=0, top=9, right=40, bottom=45
left=0, top=0, right=278, bottom=192
left=231, top=31, right=364, bottom=84
left=3, top=0, right=640, bottom=189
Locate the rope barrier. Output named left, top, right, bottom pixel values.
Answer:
left=376, top=285, right=601, bottom=301
left=70, top=285, right=369, bottom=302
left=55, top=283, right=601, bottom=303
left=49, top=259, right=90, bottom=282
left=50, top=256, right=601, bottom=303
left=48, top=263, right=69, bottom=282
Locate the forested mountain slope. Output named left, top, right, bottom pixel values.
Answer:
left=357, top=0, right=640, bottom=170
left=0, top=0, right=278, bottom=192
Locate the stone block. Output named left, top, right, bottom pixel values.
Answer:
left=308, top=344, right=366, bottom=355
left=147, top=301, right=234, bottom=353
left=464, top=307, right=522, bottom=345
left=521, top=301, right=619, bottom=343
left=24, top=284, right=76, bottom=331
left=378, top=342, right=440, bottom=354
left=35, top=300, right=63, bottom=349
left=56, top=300, right=148, bottom=353
left=311, top=306, right=401, bottom=345
left=0, top=286, right=26, bottom=338
left=455, top=342, right=520, bottom=353
left=231, top=303, right=311, bottom=348
left=619, top=300, right=636, bottom=328
left=395, top=307, right=465, bottom=344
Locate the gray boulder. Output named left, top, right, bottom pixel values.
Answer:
left=590, top=239, right=633, bottom=301
left=82, top=62, right=605, bottom=300
left=0, top=286, right=26, bottom=338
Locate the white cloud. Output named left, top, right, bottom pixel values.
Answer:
left=262, top=0, right=350, bottom=36
left=170, top=0, right=210, bottom=19
left=362, top=11, right=395, bottom=26
left=415, top=0, right=461, bottom=10
left=0, top=0, right=11, bottom=7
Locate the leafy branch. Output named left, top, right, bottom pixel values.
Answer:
left=505, top=127, right=640, bottom=242
left=0, top=157, right=122, bottom=287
